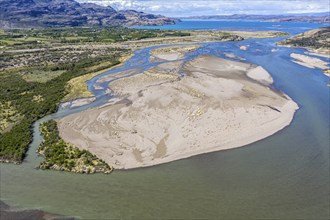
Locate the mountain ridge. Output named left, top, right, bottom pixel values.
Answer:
left=180, top=14, right=330, bottom=24
left=0, top=0, right=178, bottom=28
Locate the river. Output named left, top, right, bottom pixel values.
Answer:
left=0, top=21, right=329, bottom=219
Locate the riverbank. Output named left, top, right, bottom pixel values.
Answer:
left=62, top=53, right=133, bottom=103
left=57, top=53, right=298, bottom=169
left=290, top=53, right=330, bottom=79
left=290, top=53, right=329, bottom=70
left=278, top=27, right=330, bottom=57
left=37, top=120, right=113, bottom=174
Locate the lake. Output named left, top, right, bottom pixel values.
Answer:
left=1, top=20, right=329, bottom=219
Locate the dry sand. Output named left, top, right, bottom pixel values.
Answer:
left=239, top=45, right=249, bottom=51
left=150, top=45, right=200, bottom=62
left=290, top=53, right=329, bottom=70
left=223, top=52, right=246, bottom=60
left=58, top=55, right=298, bottom=169
left=305, top=51, right=330, bottom=59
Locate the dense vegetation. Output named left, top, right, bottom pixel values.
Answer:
left=38, top=120, right=112, bottom=173
left=0, top=53, right=122, bottom=162
left=0, top=27, right=190, bottom=50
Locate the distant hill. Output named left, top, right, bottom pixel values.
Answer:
left=182, top=14, right=330, bottom=24
left=286, top=12, right=329, bottom=17
left=0, top=0, right=178, bottom=28
left=278, top=27, right=330, bottom=53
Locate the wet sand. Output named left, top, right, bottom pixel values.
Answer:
left=58, top=55, right=298, bottom=169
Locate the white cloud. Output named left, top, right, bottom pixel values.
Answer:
left=77, top=0, right=330, bottom=17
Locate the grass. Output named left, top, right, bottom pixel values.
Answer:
left=20, top=37, right=48, bottom=42
left=62, top=53, right=132, bottom=102
left=99, top=38, right=116, bottom=42
left=0, top=37, right=49, bottom=46
left=0, top=39, right=20, bottom=45
left=63, top=74, right=95, bottom=102
left=22, top=70, right=65, bottom=83
left=64, top=36, right=89, bottom=41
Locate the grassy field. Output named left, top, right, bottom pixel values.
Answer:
left=63, top=53, right=132, bottom=102
left=22, top=70, right=65, bottom=83
left=0, top=27, right=190, bottom=51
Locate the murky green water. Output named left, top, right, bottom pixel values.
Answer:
left=1, top=22, right=329, bottom=219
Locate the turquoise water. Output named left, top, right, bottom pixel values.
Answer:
left=1, top=21, right=329, bottom=219
left=133, top=20, right=326, bottom=34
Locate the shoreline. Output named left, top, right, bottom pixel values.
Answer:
left=57, top=53, right=298, bottom=169
left=290, top=53, right=329, bottom=70
left=62, top=53, right=133, bottom=103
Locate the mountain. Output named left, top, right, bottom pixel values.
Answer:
left=278, top=27, right=330, bottom=53
left=182, top=14, right=330, bottom=24
left=0, top=0, right=178, bottom=28
left=285, top=12, right=329, bottom=17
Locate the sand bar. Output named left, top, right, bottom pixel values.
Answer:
left=58, top=55, right=298, bottom=169
left=290, top=53, right=329, bottom=70
left=150, top=45, right=200, bottom=62
left=60, top=97, right=96, bottom=109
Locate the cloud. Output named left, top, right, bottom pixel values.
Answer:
left=77, top=0, right=330, bottom=17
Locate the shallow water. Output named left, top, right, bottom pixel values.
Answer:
left=1, top=21, right=329, bottom=219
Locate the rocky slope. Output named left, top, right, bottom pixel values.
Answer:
left=278, top=27, right=330, bottom=53
left=0, top=0, right=177, bottom=28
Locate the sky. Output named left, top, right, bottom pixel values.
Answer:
left=78, top=0, right=330, bottom=17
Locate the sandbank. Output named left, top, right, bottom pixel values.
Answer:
left=60, top=97, right=96, bottom=109
left=290, top=53, right=329, bottom=70
left=58, top=55, right=298, bottom=169
left=223, top=52, right=246, bottom=60
left=150, top=45, right=200, bottom=62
